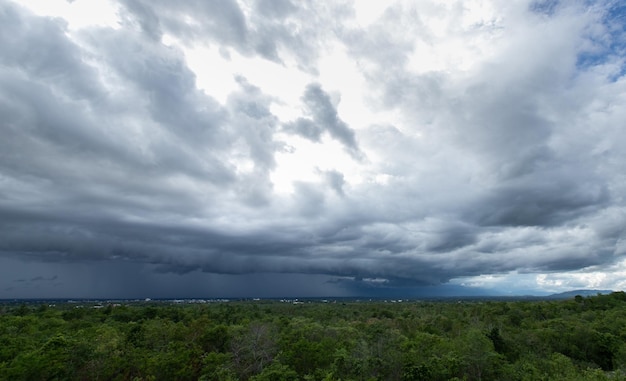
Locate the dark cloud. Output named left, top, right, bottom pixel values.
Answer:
left=475, top=173, right=609, bottom=227
left=284, top=83, right=363, bottom=159
left=1, top=0, right=626, bottom=298
left=302, top=84, right=360, bottom=152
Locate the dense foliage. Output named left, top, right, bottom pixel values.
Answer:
left=1, top=293, right=626, bottom=380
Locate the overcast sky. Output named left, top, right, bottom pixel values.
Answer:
left=1, top=0, right=625, bottom=299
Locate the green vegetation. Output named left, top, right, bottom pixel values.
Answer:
left=1, top=293, right=626, bottom=380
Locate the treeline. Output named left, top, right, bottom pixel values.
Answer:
left=1, top=293, right=626, bottom=380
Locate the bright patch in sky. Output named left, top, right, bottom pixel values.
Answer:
left=353, top=0, right=389, bottom=26
left=18, top=0, right=120, bottom=30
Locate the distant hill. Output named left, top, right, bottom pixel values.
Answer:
left=546, top=289, right=614, bottom=299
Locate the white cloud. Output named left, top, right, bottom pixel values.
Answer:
left=17, top=0, right=121, bottom=30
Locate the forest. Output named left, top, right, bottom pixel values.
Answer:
left=1, top=292, right=626, bottom=380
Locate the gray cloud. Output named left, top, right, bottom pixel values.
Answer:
left=284, top=83, right=363, bottom=159
left=1, top=0, right=626, bottom=297
left=301, top=84, right=361, bottom=154
left=254, top=0, right=297, bottom=19
left=323, top=170, right=345, bottom=196
left=459, top=159, right=610, bottom=229
left=283, top=118, right=323, bottom=142
left=120, top=0, right=248, bottom=47
left=118, top=0, right=349, bottom=70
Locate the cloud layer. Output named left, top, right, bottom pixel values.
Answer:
left=1, top=0, right=625, bottom=297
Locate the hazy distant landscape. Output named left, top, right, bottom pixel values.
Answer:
left=0, top=288, right=615, bottom=305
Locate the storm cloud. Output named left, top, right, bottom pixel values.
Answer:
left=1, top=0, right=625, bottom=298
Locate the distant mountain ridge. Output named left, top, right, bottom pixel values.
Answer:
left=546, top=289, right=614, bottom=299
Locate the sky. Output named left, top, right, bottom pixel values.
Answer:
left=1, top=0, right=625, bottom=299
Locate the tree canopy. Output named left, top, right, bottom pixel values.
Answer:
left=1, top=293, right=626, bottom=380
